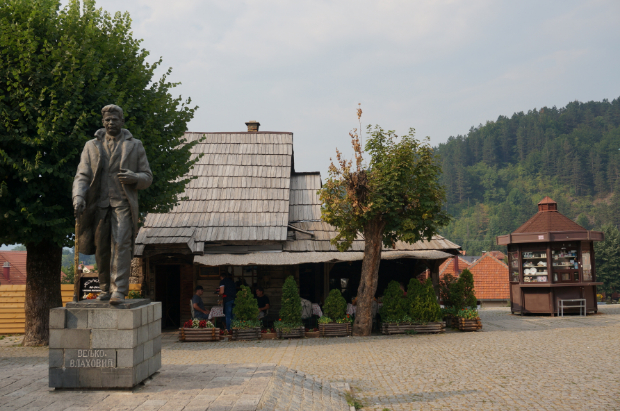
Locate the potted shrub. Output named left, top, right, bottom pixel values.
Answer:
left=408, top=278, right=445, bottom=333
left=318, top=289, right=352, bottom=337
left=380, top=281, right=415, bottom=335
left=456, top=308, right=482, bottom=331
left=231, top=285, right=261, bottom=341
left=274, top=276, right=305, bottom=338
left=179, top=319, right=220, bottom=342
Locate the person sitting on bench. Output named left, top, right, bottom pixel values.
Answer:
left=256, top=286, right=270, bottom=319
left=192, top=285, right=210, bottom=320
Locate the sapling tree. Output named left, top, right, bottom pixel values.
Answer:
left=0, top=0, right=199, bottom=345
left=320, top=122, right=450, bottom=335
left=457, top=269, right=477, bottom=309
left=323, top=289, right=347, bottom=320
left=405, top=278, right=424, bottom=319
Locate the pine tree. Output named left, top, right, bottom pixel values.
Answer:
left=233, top=285, right=259, bottom=324
left=279, top=276, right=302, bottom=326
left=323, top=289, right=347, bottom=320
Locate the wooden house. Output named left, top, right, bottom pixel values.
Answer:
left=134, top=122, right=461, bottom=327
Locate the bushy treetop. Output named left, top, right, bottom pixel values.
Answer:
left=323, top=289, right=347, bottom=320
left=279, top=276, right=302, bottom=326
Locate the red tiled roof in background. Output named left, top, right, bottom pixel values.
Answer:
left=467, top=252, right=510, bottom=300
left=439, top=256, right=472, bottom=278
left=0, top=251, right=27, bottom=285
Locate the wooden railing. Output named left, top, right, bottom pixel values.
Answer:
left=0, top=284, right=141, bottom=334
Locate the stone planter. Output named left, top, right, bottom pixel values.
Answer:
left=319, top=323, right=352, bottom=337
left=261, top=332, right=277, bottom=340
left=305, top=331, right=320, bottom=338
left=231, top=327, right=261, bottom=341
left=178, top=327, right=221, bottom=342
left=276, top=326, right=305, bottom=339
left=457, top=318, right=482, bottom=332
left=381, top=322, right=445, bottom=335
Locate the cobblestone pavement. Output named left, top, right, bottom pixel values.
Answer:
left=1, top=306, right=619, bottom=410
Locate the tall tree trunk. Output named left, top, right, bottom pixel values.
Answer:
left=24, top=240, right=63, bottom=346
left=352, top=217, right=386, bottom=336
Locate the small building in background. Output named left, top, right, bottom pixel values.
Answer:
left=0, top=251, right=27, bottom=285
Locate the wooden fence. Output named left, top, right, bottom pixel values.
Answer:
left=0, top=284, right=141, bottom=334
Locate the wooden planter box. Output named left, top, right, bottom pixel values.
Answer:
left=276, top=326, right=305, bottom=339
left=305, top=331, right=320, bottom=338
left=231, top=327, right=261, bottom=341
left=179, top=328, right=221, bottom=342
left=261, top=332, right=277, bottom=340
left=319, top=323, right=352, bottom=337
left=381, top=322, right=445, bottom=335
left=458, top=318, right=482, bottom=332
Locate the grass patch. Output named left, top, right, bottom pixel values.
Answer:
left=345, top=390, right=365, bottom=409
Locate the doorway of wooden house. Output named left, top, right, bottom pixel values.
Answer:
left=156, top=264, right=181, bottom=329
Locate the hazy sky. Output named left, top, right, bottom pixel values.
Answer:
left=2, top=0, right=618, bottom=251
left=83, top=0, right=620, bottom=175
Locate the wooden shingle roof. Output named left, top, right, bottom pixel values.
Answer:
left=137, top=132, right=293, bottom=253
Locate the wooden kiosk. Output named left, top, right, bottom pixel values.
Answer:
left=496, top=197, right=604, bottom=315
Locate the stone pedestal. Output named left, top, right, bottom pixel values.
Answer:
left=49, top=299, right=161, bottom=389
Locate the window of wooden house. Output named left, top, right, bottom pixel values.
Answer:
left=551, top=242, right=579, bottom=283
left=509, top=251, right=520, bottom=282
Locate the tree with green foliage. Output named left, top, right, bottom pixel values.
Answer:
left=61, top=264, right=74, bottom=285
left=379, top=281, right=407, bottom=322
left=435, top=98, right=620, bottom=255
left=10, top=245, right=26, bottom=251
left=320, top=123, right=450, bottom=336
left=456, top=269, right=477, bottom=309
left=404, top=278, right=424, bottom=318
left=323, top=289, right=347, bottom=320
left=0, top=0, right=198, bottom=345
left=594, top=224, right=620, bottom=296
left=411, top=279, right=442, bottom=323
left=279, top=276, right=302, bottom=326
left=233, top=285, right=260, bottom=325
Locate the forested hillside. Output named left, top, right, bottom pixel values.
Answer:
left=435, top=97, right=620, bottom=255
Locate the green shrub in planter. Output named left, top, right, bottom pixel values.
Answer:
left=317, top=316, right=332, bottom=324
left=456, top=308, right=479, bottom=319
left=379, top=281, right=407, bottom=323
left=323, top=289, right=347, bottom=320
left=279, top=276, right=302, bottom=327
left=405, top=278, right=424, bottom=317
left=233, top=285, right=260, bottom=326
left=457, top=269, right=477, bottom=309
left=411, top=278, right=442, bottom=323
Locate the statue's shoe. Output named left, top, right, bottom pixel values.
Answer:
left=97, top=292, right=111, bottom=301
left=109, top=292, right=126, bottom=305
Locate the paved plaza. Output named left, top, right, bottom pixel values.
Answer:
left=0, top=306, right=619, bottom=410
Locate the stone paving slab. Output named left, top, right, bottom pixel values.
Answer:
left=1, top=305, right=619, bottom=410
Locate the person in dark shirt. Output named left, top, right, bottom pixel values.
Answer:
left=256, top=286, right=270, bottom=319
left=219, top=273, right=237, bottom=331
left=192, top=286, right=210, bottom=320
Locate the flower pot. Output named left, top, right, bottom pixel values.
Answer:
left=231, top=327, right=261, bottom=341
left=276, top=326, right=305, bottom=339
left=457, top=318, right=482, bottom=332
left=305, top=331, right=320, bottom=338
left=261, top=332, right=277, bottom=340
left=319, top=323, right=352, bottom=337
left=179, top=328, right=221, bottom=342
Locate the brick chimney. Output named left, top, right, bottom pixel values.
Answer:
left=245, top=120, right=260, bottom=132
left=2, top=262, right=9, bottom=282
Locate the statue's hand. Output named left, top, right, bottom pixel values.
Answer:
left=74, top=197, right=86, bottom=219
left=118, top=169, right=138, bottom=185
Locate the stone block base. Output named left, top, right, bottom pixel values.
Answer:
left=49, top=299, right=161, bottom=389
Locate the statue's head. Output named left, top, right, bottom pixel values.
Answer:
left=101, top=104, right=125, bottom=136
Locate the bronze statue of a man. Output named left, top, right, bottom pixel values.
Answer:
left=73, top=105, right=152, bottom=304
